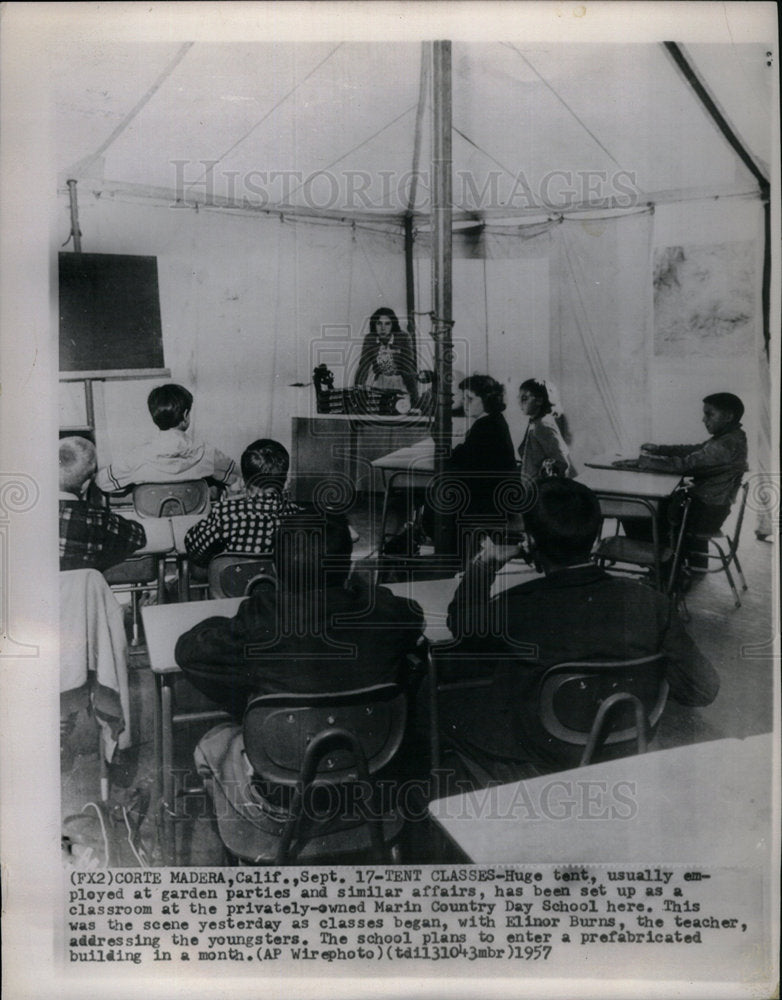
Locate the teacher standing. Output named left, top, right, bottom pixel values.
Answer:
left=354, top=307, right=418, bottom=402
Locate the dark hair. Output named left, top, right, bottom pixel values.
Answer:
left=273, top=510, right=353, bottom=593
left=241, top=438, right=290, bottom=492
left=147, top=384, right=193, bottom=430
left=519, top=378, right=553, bottom=417
left=459, top=374, right=506, bottom=414
left=59, top=436, right=96, bottom=492
left=525, top=479, right=602, bottom=565
left=703, top=392, right=744, bottom=423
left=369, top=307, right=403, bottom=335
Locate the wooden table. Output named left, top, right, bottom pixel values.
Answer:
left=385, top=563, right=539, bottom=643
left=141, top=597, right=242, bottom=862
left=576, top=466, right=682, bottom=503
left=584, top=452, right=642, bottom=470
left=120, top=510, right=176, bottom=554
left=428, top=732, right=773, bottom=865
left=291, top=415, right=434, bottom=500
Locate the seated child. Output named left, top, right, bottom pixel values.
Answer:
left=95, top=383, right=240, bottom=494
left=635, top=392, right=748, bottom=530
left=184, top=438, right=300, bottom=566
left=59, top=436, right=147, bottom=571
left=441, top=479, right=719, bottom=782
left=618, top=392, right=748, bottom=571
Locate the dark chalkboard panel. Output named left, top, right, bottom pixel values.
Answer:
left=59, top=252, right=165, bottom=373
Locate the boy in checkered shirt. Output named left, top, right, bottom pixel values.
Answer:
left=184, top=438, right=300, bottom=566
left=59, top=437, right=146, bottom=571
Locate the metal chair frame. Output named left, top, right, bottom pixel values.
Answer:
left=103, top=554, right=167, bottom=647
left=537, top=654, right=669, bottom=767
left=132, top=480, right=211, bottom=602
left=131, top=480, right=211, bottom=518
left=684, top=481, right=749, bottom=608
left=231, top=684, right=408, bottom=864
left=594, top=494, right=692, bottom=595
left=207, top=552, right=278, bottom=599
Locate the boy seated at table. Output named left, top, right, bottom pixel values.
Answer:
left=440, top=478, right=719, bottom=783
left=177, top=510, right=425, bottom=710
left=616, top=392, right=748, bottom=571
left=95, top=383, right=241, bottom=496
left=177, top=511, right=426, bottom=854
left=183, top=438, right=300, bottom=567
left=59, top=436, right=147, bottom=572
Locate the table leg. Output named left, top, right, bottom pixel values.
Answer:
left=178, top=555, right=190, bottom=602
left=161, top=678, right=174, bottom=865
left=152, top=672, right=163, bottom=858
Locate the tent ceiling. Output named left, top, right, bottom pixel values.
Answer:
left=54, top=40, right=771, bottom=222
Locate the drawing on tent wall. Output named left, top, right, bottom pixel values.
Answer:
left=653, top=241, right=756, bottom=357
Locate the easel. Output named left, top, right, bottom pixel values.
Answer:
left=59, top=369, right=171, bottom=444
left=59, top=181, right=171, bottom=445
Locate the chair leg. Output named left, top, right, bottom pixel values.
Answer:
left=731, top=549, right=748, bottom=591
left=130, top=588, right=141, bottom=647
left=100, top=738, right=110, bottom=802
left=713, top=541, right=741, bottom=608
left=157, top=556, right=167, bottom=605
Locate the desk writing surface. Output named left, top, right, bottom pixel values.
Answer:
left=169, top=513, right=205, bottom=553
left=142, top=597, right=243, bottom=673
left=371, top=437, right=435, bottom=472
left=577, top=467, right=682, bottom=499
left=584, top=452, right=640, bottom=470
left=385, top=562, right=540, bottom=643
left=119, top=511, right=174, bottom=554
left=428, top=733, right=772, bottom=866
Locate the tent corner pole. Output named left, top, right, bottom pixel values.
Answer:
left=431, top=40, right=454, bottom=556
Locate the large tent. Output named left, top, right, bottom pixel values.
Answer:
left=52, top=35, right=775, bottom=479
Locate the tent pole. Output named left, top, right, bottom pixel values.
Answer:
left=431, top=40, right=453, bottom=555
left=66, top=179, right=82, bottom=253
left=404, top=214, right=416, bottom=366
left=405, top=42, right=429, bottom=370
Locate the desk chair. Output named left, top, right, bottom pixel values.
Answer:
left=684, top=480, right=749, bottom=609
left=133, top=481, right=211, bottom=601
left=103, top=555, right=167, bottom=647
left=537, top=654, right=669, bottom=767
left=200, top=684, right=408, bottom=865
left=378, top=470, right=429, bottom=556
left=594, top=493, right=691, bottom=593
left=155, top=675, right=232, bottom=866
left=207, top=552, right=277, bottom=598
left=132, top=480, right=210, bottom=518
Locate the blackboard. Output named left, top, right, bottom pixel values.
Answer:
left=59, top=252, right=165, bottom=373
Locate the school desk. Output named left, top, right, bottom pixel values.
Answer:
left=291, top=415, right=432, bottom=500
left=427, top=732, right=773, bottom=865
left=141, top=597, right=242, bottom=863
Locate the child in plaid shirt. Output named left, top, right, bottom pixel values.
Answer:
left=59, top=437, right=146, bottom=571
left=185, top=439, right=300, bottom=567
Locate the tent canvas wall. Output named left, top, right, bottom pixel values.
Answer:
left=53, top=39, right=774, bottom=479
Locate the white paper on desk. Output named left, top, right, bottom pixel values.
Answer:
left=1, top=4, right=779, bottom=1000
